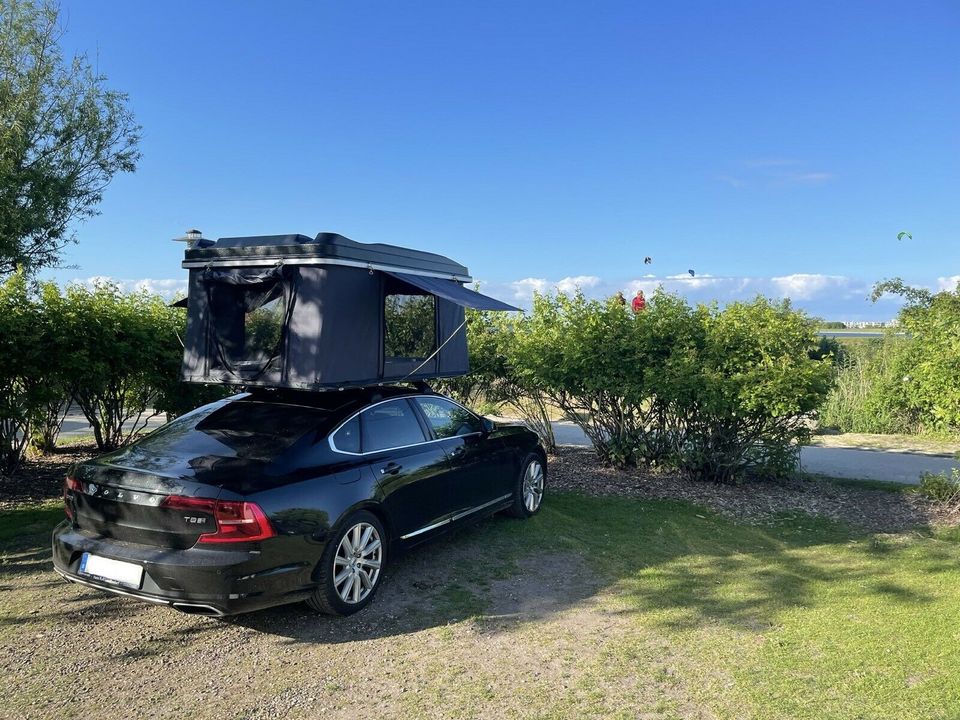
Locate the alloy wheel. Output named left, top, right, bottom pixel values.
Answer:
left=522, top=461, right=545, bottom=512
left=333, top=522, right=383, bottom=604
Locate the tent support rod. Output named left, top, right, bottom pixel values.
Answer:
left=400, top=318, right=468, bottom=382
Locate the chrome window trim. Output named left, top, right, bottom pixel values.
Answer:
left=328, top=395, right=484, bottom=457
left=399, top=493, right=512, bottom=540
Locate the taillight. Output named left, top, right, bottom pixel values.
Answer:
left=63, top=476, right=83, bottom=519
left=160, top=496, right=276, bottom=543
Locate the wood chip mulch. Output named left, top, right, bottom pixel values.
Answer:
left=0, top=445, right=93, bottom=510
left=547, top=446, right=955, bottom=533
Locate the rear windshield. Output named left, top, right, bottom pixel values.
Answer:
left=137, top=400, right=331, bottom=459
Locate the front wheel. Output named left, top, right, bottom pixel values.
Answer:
left=507, top=454, right=546, bottom=518
left=306, top=510, right=386, bottom=616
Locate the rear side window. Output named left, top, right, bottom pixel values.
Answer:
left=414, top=397, right=482, bottom=439
left=360, top=400, right=426, bottom=452
left=331, top=415, right=360, bottom=453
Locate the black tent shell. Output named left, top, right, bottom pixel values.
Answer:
left=179, top=232, right=518, bottom=391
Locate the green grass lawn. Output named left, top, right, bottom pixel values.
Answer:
left=3, top=494, right=959, bottom=719
left=428, top=494, right=960, bottom=718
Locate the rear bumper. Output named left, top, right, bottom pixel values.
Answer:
left=51, top=520, right=320, bottom=616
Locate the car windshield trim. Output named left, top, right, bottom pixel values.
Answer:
left=328, top=395, right=482, bottom=456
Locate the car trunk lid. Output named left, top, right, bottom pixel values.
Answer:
left=70, top=464, right=221, bottom=549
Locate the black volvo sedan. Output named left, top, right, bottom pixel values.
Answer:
left=52, top=387, right=546, bottom=616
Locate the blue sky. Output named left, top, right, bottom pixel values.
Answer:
left=49, top=0, right=959, bottom=319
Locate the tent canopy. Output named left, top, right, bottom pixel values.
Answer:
left=383, top=271, right=519, bottom=312
left=178, top=232, right=518, bottom=391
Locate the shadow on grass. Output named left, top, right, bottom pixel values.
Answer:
left=2, top=492, right=956, bottom=648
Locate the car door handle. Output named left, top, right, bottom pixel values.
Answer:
left=380, top=462, right=402, bottom=476
left=449, top=446, right=465, bottom=458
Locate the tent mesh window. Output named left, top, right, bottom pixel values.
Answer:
left=384, top=293, right=436, bottom=362
left=205, top=267, right=293, bottom=380
left=243, top=292, right=285, bottom=367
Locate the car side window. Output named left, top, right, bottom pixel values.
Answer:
left=360, top=400, right=427, bottom=452
left=414, top=397, right=482, bottom=439
left=331, top=415, right=360, bottom=453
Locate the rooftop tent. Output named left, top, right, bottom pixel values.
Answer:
left=179, top=233, right=519, bottom=390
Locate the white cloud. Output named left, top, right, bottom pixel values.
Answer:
left=769, top=273, right=848, bottom=300
left=786, top=171, right=833, bottom=184
left=719, top=159, right=833, bottom=187
left=937, top=275, right=960, bottom=291
left=72, top=276, right=188, bottom=298
left=555, top=275, right=601, bottom=294
left=664, top=272, right=723, bottom=290
left=506, top=275, right=601, bottom=304
left=478, top=272, right=904, bottom=321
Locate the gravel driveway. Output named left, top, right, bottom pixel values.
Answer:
left=0, top=517, right=609, bottom=720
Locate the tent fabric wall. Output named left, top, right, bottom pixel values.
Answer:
left=286, top=266, right=382, bottom=387
left=181, top=263, right=474, bottom=390
left=178, top=234, right=513, bottom=391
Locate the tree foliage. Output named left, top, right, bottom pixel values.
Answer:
left=57, top=282, right=184, bottom=450
left=0, top=0, right=140, bottom=274
left=866, top=278, right=960, bottom=434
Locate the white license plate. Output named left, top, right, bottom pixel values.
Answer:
left=78, top=553, right=144, bottom=589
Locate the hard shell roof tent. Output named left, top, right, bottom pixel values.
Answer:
left=179, top=232, right=518, bottom=390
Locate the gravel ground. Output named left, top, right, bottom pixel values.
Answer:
left=0, top=445, right=955, bottom=719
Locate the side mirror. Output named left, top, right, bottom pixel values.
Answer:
left=481, top=417, right=495, bottom=434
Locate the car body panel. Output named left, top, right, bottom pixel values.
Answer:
left=52, top=387, right=545, bottom=615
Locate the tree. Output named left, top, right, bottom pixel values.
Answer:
left=872, top=277, right=960, bottom=434
left=0, top=0, right=140, bottom=275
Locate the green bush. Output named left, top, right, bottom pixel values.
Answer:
left=503, top=290, right=831, bottom=480
left=892, top=285, right=960, bottom=433
left=55, top=282, right=184, bottom=451
left=0, top=273, right=52, bottom=473
left=918, top=466, right=960, bottom=512
left=821, top=279, right=960, bottom=438
left=819, top=337, right=920, bottom=434
left=433, top=308, right=503, bottom=409
left=674, top=298, right=833, bottom=483
left=509, top=291, right=673, bottom=467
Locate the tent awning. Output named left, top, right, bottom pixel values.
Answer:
left=384, top=272, right=520, bottom=312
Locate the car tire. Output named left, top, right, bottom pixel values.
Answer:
left=507, top=453, right=546, bottom=519
left=306, top=510, right=387, bottom=616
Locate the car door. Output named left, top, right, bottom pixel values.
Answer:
left=353, top=399, right=452, bottom=541
left=412, top=396, right=514, bottom=517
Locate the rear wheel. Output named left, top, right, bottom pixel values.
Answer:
left=306, top=510, right=386, bottom=615
left=507, top=454, right=546, bottom=518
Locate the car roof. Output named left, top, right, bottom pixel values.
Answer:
left=240, top=384, right=441, bottom=421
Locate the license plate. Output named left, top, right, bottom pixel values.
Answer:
left=78, top=553, right=144, bottom=589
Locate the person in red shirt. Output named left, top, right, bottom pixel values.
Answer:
left=632, top=289, right=646, bottom=313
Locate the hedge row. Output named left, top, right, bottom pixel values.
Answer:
left=438, top=291, right=834, bottom=483
left=0, top=273, right=227, bottom=475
